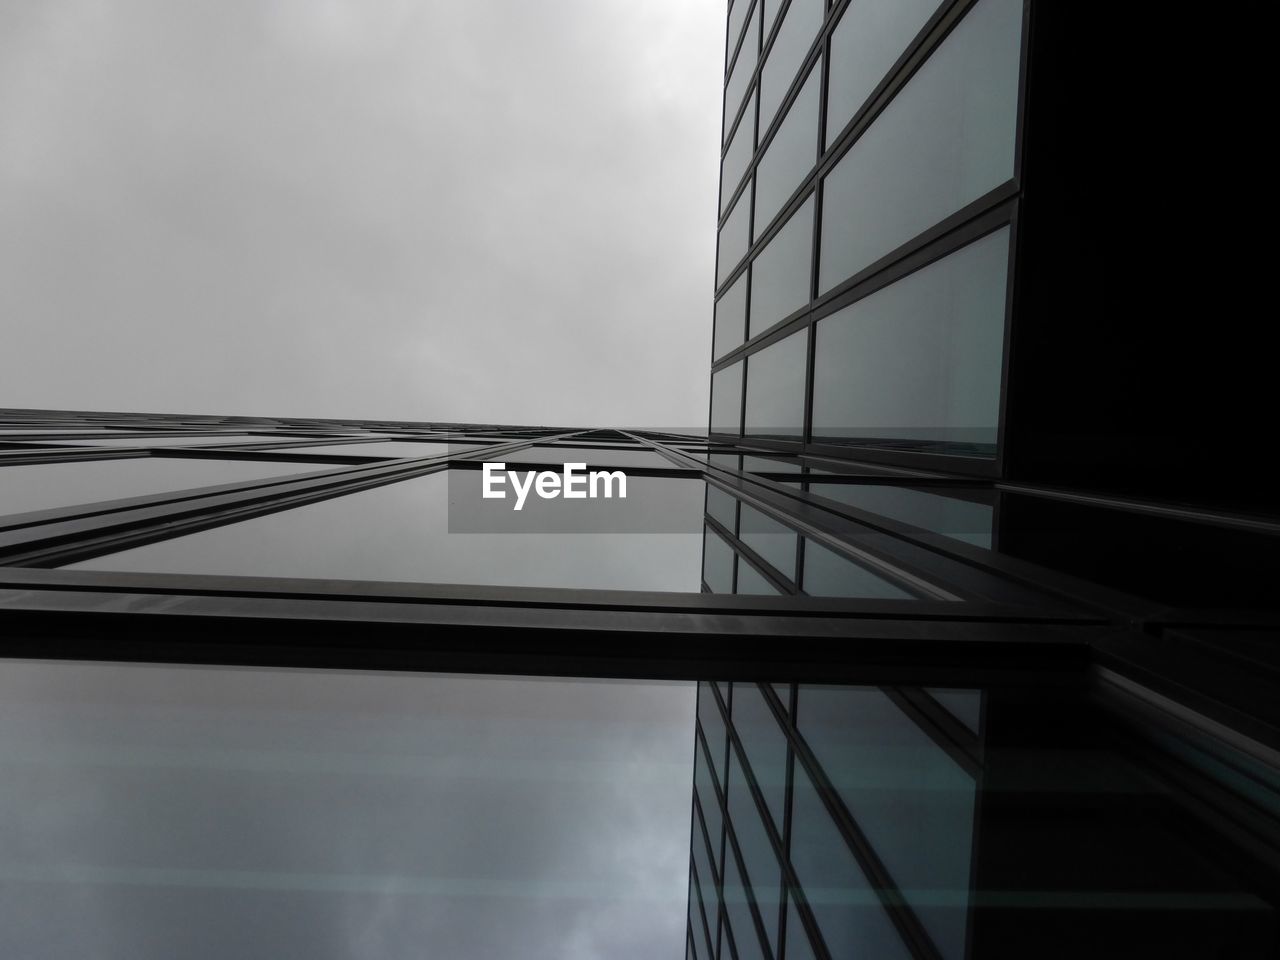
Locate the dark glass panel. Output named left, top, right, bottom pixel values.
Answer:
left=825, top=0, right=945, bottom=143
left=68, top=472, right=705, bottom=593
left=722, top=92, right=757, bottom=214
left=796, top=686, right=976, bottom=958
left=744, top=330, right=806, bottom=439
left=754, top=63, right=819, bottom=233
left=271, top=441, right=452, bottom=458
left=727, top=746, right=782, bottom=952
left=812, top=228, right=1010, bottom=452
left=806, top=483, right=995, bottom=547
left=724, top=1, right=761, bottom=141
left=924, top=688, right=983, bottom=735
left=705, top=484, right=740, bottom=534
left=721, top=846, right=767, bottom=960
left=718, top=193, right=752, bottom=287
left=800, top=541, right=914, bottom=599
left=704, top=525, right=737, bottom=593
left=730, top=683, right=789, bottom=831
left=0, top=458, right=329, bottom=521
left=714, top=271, right=749, bottom=361
left=739, top=504, right=798, bottom=580
left=789, top=761, right=913, bottom=959
left=819, top=0, right=1022, bottom=291
left=711, top=363, right=744, bottom=436
left=499, top=446, right=671, bottom=469
left=749, top=196, right=813, bottom=339
left=759, top=0, right=824, bottom=129
left=735, top=561, right=780, bottom=596
left=699, top=682, right=729, bottom=789
left=783, top=896, right=818, bottom=960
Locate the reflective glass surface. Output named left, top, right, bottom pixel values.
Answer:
left=41, top=434, right=258, bottom=447
left=739, top=504, right=798, bottom=579
left=497, top=447, right=671, bottom=469
left=724, top=1, right=760, bottom=141
left=734, top=561, right=779, bottom=595
left=703, top=525, right=736, bottom=593
left=718, top=193, right=751, bottom=287
left=800, top=541, right=914, bottom=599
left=726, top=747, right=781, bottom=951
left=68, top=472, right=705, bottom=593
left=759, top=0, right=823, bottom=129
left=273, top=441, right=453, bottom=458
left=806, top=483, right=995, bottom=547
left=721, top=91, right=756, bottom=214
left=0, top=660, right=695, bottom=960
left=0, top=458, right=328, bottom=521
left=744, top=329, right=806, bottom=438
left=749, top=195, right=813, bottom=339
left=825, top=0, right=945, bottom=143
left=714, top=272, right=748, bottom=360
left=711, top=363, right=744, bottom=436
left=729, top=683, right=789, bottom=831
left=812, top=228, right=1009, bottom=451
left=754, top=61, right=820, bottom=232
left=819, top=0, right=1022, bottom=290
left=705, top=484, right=739, bottom=533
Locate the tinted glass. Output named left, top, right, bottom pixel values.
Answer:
left=754, top=61, right=819, bottom=232
left=797, top=685, right=976, bottom=958
left=721, top=847, right=767, bottom=960
left=270, top=441, right=452, bottom=458
left=721, top=92, right=756, bottom=214
left=759, top=0, right=823, bottom=129
left=0, top=458, right=327, bottom=521
left=789, top=761, right=913, bottom=959
left=726, top=0, right=753, bottom=74
left=730, top=683, right=789, bottom=831
left=819, top=0, right=1022, bottom=291
left=784, top=897, right=819, bottom=960
left=812, top=228, right=1009, bottom=451
left=41, top=434, right=257, bottom=447
left=68, top=472, right=705, bottom=593
left=705, top=484, right=739, bottom=533
left=717, top=193, right=751, bottom=287
left=699, top=682, right=729, bottom=787
left=0, top=660, right=695, bottom=959
left=749, top=195, right=812, bottom=339
left=806, top=483, right=995, bottom=547
left=726, top=747, right=781, bottom=951
left=925, top=688, right=983, bottom=734
left=499, top=446, right=671, bottom=469
left=724, top=1, right=760, bottom=141
left=744, top=330, right=806, bottom=439
left=739, top=504, right=798, bottom=579
left=703, top=524, right=737, bottom=592
left=734, top=561, right=780, bottom=595
left=826, top=0, right=945, bottom=142
left=714, top=272, right=749, bottom=360
left=710, top=363, right=744, bottom=436
left=800, top=541, right=915, bottom=599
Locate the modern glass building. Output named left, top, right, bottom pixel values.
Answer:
left=0, top=1, right=1276, bottom=954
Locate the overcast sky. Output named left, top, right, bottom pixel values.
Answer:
left=0, top=0, right=723, bottom=427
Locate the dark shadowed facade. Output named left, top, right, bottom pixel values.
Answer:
left=0, top=1, right=1277, bottom=957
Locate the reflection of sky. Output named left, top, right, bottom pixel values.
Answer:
left=0, top=660, right=697, bottom=960
left=67, top=471, right=706, bottom=592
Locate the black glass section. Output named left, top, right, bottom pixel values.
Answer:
left=806, top=483, right=995, bottom=548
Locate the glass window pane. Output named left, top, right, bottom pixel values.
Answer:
left=744, top=330, right=806, bottom=439
left=826, top=0, right=945, bottom=143
left=754, top=61, right=819, bottom=233
left=789, top=761, right=913, bottom=960
left=739, top=504, right=798, bottom=580
left=499, top=447, right=671, bottom=469
left=714, top=272, right=749, bottom=360
left=711, top=363, right=744, bottom=436
left=703, top=524, right=737, bottom=593
left=66, top=472, right=706, bottom=593
left=784, top=896, right=819, bottom=960
left=749, top=195, right=813, bottom=339
left=819, top=0, right=1022, bottom=291
left=705, top=484, right=739, bottom=534
left=759, top=0, right=824, bottom=130
left=699, top=681, right=729, bottom=789
left=730, top=683, right=789, bottom=832
left=806, top=483, right=995, bottom=548
left=39, top=434, right=259, bottom=447
left=800, top=541, right=914, bottom=599
left=266, top=441, right=452, bottom=458
left=734, top=561, right=780, bottom=595
left=924, top=688, right=983, bottom=734
left=717, top=193, right=751, bottom=287
left=727, top=0, right=752, bottom=72
left=722, top=846, right=767, bottom=960
left=812, top=228, right=1009, bottom=453
left=796, top=685, right=977, bottom=959
left=727, top=746, right=782, bottom=952
left=722, top=92, right=757, bottom=214
left=724, top=1, right=761, bottom=141
left=0, top=458, right=330, bottom=521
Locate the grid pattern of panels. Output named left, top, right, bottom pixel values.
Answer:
left=687, top=681, right=981, bottom=960
left=712, top=0, right=1024, bottom=465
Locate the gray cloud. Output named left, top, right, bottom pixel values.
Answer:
left=0, top=0, right=722, bottom=427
